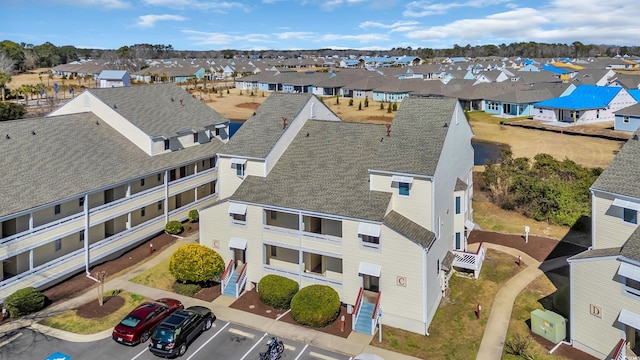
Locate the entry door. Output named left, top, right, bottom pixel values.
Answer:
left=233, top=248, right=245, bottom=270
left=361, top=274, right=380, bottom=293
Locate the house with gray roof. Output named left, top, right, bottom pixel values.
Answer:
left=0, top=83, right=229, bottom=301
left=567, top=131, right=640, bottom=359
left=198, top=93, right=481, bottom=336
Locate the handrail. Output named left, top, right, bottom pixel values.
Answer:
left=235, top=263, right=248, bottom=298
left=236, top=262, right=247, bottom=284
left=371, top=291, right=382, bottom=335
left=220, top=260, right=234, bottom=294
left=352, top=287, right=364, bottom=330
left=612, top=338, right=626, bottom=360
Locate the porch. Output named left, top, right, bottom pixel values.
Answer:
left=452, top=242, right=486, bottom=278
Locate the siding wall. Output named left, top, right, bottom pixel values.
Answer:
left=217, top=158, right=265, bottom=199
left=592, top=192, right=638, bottom=249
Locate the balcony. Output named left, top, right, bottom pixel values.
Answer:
left=453, top=242, right=485, bottom=278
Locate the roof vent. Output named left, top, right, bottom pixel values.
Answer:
left=96, top=120, right=100, bottom=126
left=5, top=134, right=9, bottom=139
left=171, top=97, right=174, bottom=102
left=633, top=134, right=639, bottom=141
left=443, top=122, right=449, bottom=127
left=385, top=124, right=391, bottom=137
left=113, top=104, right=117, bottom=109
left=180, top=99, right=183, bottom=106
left=282, top=117, right=287, bottom=130
left=31, top=130, right=36, bottom=135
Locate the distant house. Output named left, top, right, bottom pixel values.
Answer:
left=614, top=104, right=640, bottom=132
left=484, top=83, right=574, bottom=117
left=96, top=70, right=130, bottom=88
left=533, top=85, right=637, bottom=124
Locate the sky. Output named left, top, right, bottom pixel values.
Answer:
left=1, top=0, right=639, bottom=51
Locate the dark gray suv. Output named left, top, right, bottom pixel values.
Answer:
left=148, top=305, right=215, bottom=358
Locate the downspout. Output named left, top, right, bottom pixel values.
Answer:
left=83, top=193, right=98, bottom=283
left=164, top=170, right=169, bottom=223
left=590, top=189, right=595, bottom=250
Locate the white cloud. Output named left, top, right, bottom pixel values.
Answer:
left=359, top=20, right=419, bottom=30
left=319, top=33, right=389, bottom=43
left=136, top=14, right=187, bottom=28
left=61, top=0, right=131, bottom=9
left=319, top=0, right=367, bottom=11
left=182, top=30, right=274, bottom=46
left=403, top=0, right=509, bottom=18
left=142, top=0, right=250, bottom=12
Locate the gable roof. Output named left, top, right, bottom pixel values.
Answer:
left=97, top=70, right=128, bottom=79
left=534, top=85, right=622, bottom=110
left=0, top=113, right=224, bottom=218
left=383, top=211, right=436, bottom=249
left=84, top=83, right=228, bottom=138
left=591, top=130, right=640, bottom=198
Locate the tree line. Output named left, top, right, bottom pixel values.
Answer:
left=1, top=40, right=639, bottom=74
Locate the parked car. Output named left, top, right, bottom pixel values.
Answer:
left=149, top=305, right=215, bottom=358
left=112, top=298, right=184, bottom=345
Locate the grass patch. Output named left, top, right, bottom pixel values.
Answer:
left=466, top=111, right=529, bottom=125
left=130, top=258, right=176, bottom=291
left=503, top=274, right=571, bottom=359
left=373, top=249, right=523, bottom=359
left=39, top=291, right=147, bottom=334
left=473, top=199, right=570, bottom=240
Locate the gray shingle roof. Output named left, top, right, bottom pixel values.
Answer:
left=614, top=103, right=640, bottom=116
left=591, top=134, right=640, bottom=198
left=230, top=120, right=392, bottom=221
left=87, top=83, right=228, bottom=138
left=621, top=226, right=640, bottom=262
left=221, top=93, right=316, bottom=159
left=0, top=113, right=224, bottom=218
left=229, top=96, right=460, bottom=220
left=568, top=247, right=621, bottom=261
left=383, top=211, right=436, bottom=249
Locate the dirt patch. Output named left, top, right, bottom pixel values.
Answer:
left=366, top=116, right=392, bottom=122
left=76, top=295, right=125, bottom=319
left=193, top=283, right=222, bottom=302
left=230, top=288, right=352, bottom=338
left=529, top=332, right=599, bottom=360
left=236, top=102, right=261, bottom=110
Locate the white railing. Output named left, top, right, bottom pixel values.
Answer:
left=352, top=287, right=364, bottom=330
left=612, top=339, right=625, bottom=360
left=221, top=260, right=234, bottom=295
left=453, top=242, right=485, bottom=279
left=371, top=291, right=382, bottom=335
left=263, top=224, right=299, bottom=237
left=301, top=231, right=342, bottom=245
left=235, top=263, right=248, bottom=298
left=1, top=212, right=84, bottom=246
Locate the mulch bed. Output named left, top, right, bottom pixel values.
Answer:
left=76, top=295, right=125, bottom=319
left=230, top=288, right=352, bottom=338
left=193, top=283, right=222, bottom=302
left=467, top=229, right=588, bottom=263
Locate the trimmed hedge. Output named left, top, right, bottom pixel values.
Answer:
left=258, top=275, right=298, bottom=309
left=290, top=285, right=340, bottom=327
left=188, top=209, right=199, bottom=223
left=169, top=244, right=225, bottom=283
left=4, top=287, right=46, bottom=318
left=165, top=220, right=183, bottom=235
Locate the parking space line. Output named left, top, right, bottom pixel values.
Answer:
left=275, top=309, right=291, bottom=321
left=239, top=332, right=268, bottom=360
left=228, top=327, right=256, bottom=339
left=185, top=321, right=230, bottom=360
left=309, top=351, right=342, bottom=360
left=0, top=333, right=22, bottom=348
left=294, top=344, right=309, bottom=360
left=131, top=344, right=149, bottom=360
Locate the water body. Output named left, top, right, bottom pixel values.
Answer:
left=472, top=139, right=508, bottom=165
left=230, top=121, right=505, bottom=166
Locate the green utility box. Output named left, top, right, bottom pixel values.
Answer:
left=530, top=309, right=566, bottom=343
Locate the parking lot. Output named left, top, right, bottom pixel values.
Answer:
left=1, top=320, right=353, bottom=360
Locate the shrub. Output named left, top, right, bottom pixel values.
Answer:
left=504, top=331, right=533, bottom=359
left=290, top=285, right=340, bottom=327
left=392, top=102, right=398, bottom=111
left=553, top=285, right=570, bottom=318
left=4, top=287, right=46, bottom=318
left=258, top=275, right=298, bottom=309
left=188, top=209, right=199, bottom=223
left=358, top=102, right=362, bottom=110
left=364, top=97, right=369, bottom=107
left=173, top=282, right=202, bottom=297
left=169, top=244, right=225, bottom=283
left=380, top=102, right=384, bottom=110
left=165, top=220, right=183, bottom=235
left=348, top=99, right=353, bottom=106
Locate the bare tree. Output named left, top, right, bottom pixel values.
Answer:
left=0, top=52, right=15, bottom=74
left=94, top=270, right=107, bottom=306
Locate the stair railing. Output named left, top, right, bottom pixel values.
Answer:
left=220, top=260, right=234, bottom=294
left=370, top=291, right=382, bottom=335
left=352, top=287, right=364, bottom=330
left=235, top=263, right=248, bottom=298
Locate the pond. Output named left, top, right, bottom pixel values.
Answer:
left=230, top=121, right=506, bottom=166
left=472, top=139, right=508, bottom=165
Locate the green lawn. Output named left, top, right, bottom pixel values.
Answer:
left=372, top=249, right=523, bottom=359
left=40, top=291, right=147, bottom=334
left=129, top=258, right=176, bottom=291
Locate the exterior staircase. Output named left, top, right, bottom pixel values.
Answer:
left=223, top=271, right=240, bottom=297
left=354, top=302, right=375, bottom=335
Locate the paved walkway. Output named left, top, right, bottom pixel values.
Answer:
left=0, top=234, right=421, bottom=360
left=475, top=243, right=569, bottom=360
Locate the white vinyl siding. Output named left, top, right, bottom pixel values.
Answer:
left=593, top=192, right=638, bottom=249
left=217, top=157, right=265, bottom=199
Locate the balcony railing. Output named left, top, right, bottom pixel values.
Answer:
left=352, top=287, right=364, bottom=331
left=453, top=242, right=485, bottom=279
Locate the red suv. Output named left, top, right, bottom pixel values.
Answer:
left=112, top=298, right=184, bottom=345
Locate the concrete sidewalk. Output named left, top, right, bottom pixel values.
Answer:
left=475, top=243, right=569, bottom=360
left=0, top=234, right=421, bottom=360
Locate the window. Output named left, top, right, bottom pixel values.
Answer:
left=215, top=128, right=220, bottom=136
left=270, top=211, right=277, bottom=220
left=455, top=232, right=461, bottom=249
left=362, top=235, right=380, bottom=245
left=270, top=246, right=277, bottom=257
left=624, top=116, right=630, bottom=124
left=140, top=178, right=145, bottom=187
left=54, top=204, right=61, bottom=214
left=437, top=259, right=440, bottom=274
left=399, top=182, right=410, bottom=196
left=486, top=101, right=499, bottom=111
left=193, top=132, right=199, bottom=143
left=55, top=239, right=62, bottom=251
left=232, top=213, right=246, bottom=222
left=141, top=207, right=146, bottom=217
left=210, top=157, right=217, bottom=168
left=624, top=208, right=638, bottom=224
left=627, top=278, right=640, bottom=292
left=164, top=139, right=170, bottom=150
left=79, top=197, right=84, bottom=207
left=455, top=196, right=461, bottom=214
left=79, top=230, right=85, bottom=242
left=158, top=201, right=163, bottom=210
left=157, top=173, right=162, bottom=182
left=236, top=164, right=245, bottom=176
left=596, top=109, right=600, bottom=119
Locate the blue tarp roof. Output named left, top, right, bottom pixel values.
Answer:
left=534, top=85, right=622, bottom=110
left=542, top=64, right=570, bottom=74
left=628, top=89, right=640, bottom=102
